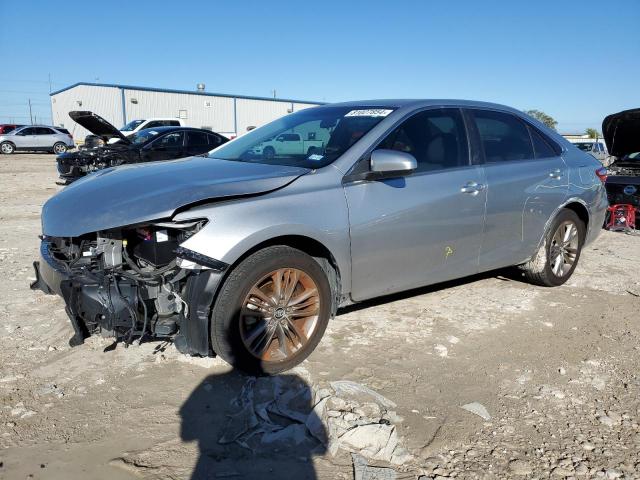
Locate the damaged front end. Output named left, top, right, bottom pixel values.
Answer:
left=56, top=147, right=130, bottom=184
left=31, top=219, right=227, bottom=355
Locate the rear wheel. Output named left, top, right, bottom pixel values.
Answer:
left=53, top=142, right=67, bottom=154
left=0, top=142, right=15, bottom=154
left=210, top=246, right=332, bottom=374
left=520, top=209, right=585, bottom=286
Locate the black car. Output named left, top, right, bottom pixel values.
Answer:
left=602, top=108, right=640, bottom=219
left=56, top=111, right=228, bottom=184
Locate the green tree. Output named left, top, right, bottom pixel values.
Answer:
left=524, top=109, right=558, bottom=131
left=585, top=128, right=600, bottom=139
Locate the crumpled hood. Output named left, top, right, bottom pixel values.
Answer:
left=42, top=157, right=309, bottom=237
left=602, top=108, right=640, bottom=157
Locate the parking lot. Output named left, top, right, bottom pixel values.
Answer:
left=1, top=154, right=640, bottom=479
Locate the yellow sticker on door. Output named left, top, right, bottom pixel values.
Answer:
left=444, top=246, right=454, bottom=259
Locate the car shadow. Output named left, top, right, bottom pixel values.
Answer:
left=337, top=267, right=526, bottom=315
left=180, top=370, right=326, bottom=480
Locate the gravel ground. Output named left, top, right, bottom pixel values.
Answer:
left=0, top=154, right=639, bottom=480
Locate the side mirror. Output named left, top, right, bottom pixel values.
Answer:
left=369, top=149, right=417, bottom=178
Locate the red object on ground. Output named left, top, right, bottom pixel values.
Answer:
left=605, top=204, right=636, bottom=231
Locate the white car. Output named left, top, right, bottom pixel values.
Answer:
left=251, top=133, right=324, bottom=159
left=120, top=118, right=185, bottom=136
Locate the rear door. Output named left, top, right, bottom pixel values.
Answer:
left=345, top=107, right=487, bottom=301
left=184, top=130, right=210, bottom=156
left=141, top=131, right=185, bottom=162
left=35, top=127, right=57, bottom=148
left=466, top=109, right=568, bottom=270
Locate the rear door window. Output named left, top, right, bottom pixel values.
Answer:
left=471, top=110, right=534, bottom=162
left=186, top=131, right=209, bottom=146
left=207, top=133, right=224, bottom=146
left=36, top=127, right=55, bottom=135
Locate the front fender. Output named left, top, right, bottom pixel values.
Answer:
left=175, top=173, right=352, bottom=295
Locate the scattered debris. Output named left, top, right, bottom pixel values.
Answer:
left=460, top=402, right=491, bottom=421
left=352, top=453, right=397, bottom=480
left=217, top=377, right=411, bottom=465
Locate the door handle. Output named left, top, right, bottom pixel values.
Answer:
left=461, top=182, right=485, bottom=195
left=549, top=169, right=562, bottom=179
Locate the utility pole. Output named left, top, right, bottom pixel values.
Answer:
left=28, top=98, right=33, bottom=125
left=271, top=89, right=276, bottom=99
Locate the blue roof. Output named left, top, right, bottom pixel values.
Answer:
left=50, top=82, right=325, bottom=106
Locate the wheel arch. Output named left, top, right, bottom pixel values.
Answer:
left=534, top=197, right=591, bottom=253
left=226, top=234, right=343, bottom=302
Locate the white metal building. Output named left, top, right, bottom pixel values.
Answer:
left=50, top=82, right=323, bottom=141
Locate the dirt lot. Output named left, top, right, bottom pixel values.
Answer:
left=1, top=154, right=639, bottom=480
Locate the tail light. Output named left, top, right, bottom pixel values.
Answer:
left=595, top=167, right=608, bottom=183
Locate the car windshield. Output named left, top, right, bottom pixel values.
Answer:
left=209, top=106, right=395, bottom=168
left=121, top=119, right=145, bottom=132
left=575, top=143, right=593, bottom=152
left=129, top=129, right=161, bottom=145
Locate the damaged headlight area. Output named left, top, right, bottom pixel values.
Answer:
left=32, top=219, right=227, bottom=354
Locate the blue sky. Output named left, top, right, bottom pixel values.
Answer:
left=0, top=0, right=638, bottom=132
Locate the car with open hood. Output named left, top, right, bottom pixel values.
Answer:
left=32, top=100, right=608, bottom=374
left=601, top=108, right=640, bottom=218
left=56, top=111, right=228, bottom=184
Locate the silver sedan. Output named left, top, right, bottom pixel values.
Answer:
left=33, top=100, right=608, bottom=374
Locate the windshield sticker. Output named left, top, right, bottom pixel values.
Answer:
left=308, top=154, right=324, bottom=161
left=345, top=109, right=393, bottom=118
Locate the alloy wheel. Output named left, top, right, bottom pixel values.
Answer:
left=549, top=220, right=579, bottom=277
left=53, top=143, right=66, bottom=154
left=239, top=268, right=320, bottom=362
left=1, top=143, right=13, bottom=154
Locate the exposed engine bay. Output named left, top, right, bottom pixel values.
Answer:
left=33, top=219, right=225, bottom=353
left=607, top=162, right=640, bottom=177
left=57, top=146, right=133, bottom=180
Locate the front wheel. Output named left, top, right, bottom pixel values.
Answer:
left=53, top=142, right=67, bottom=154
left=262, top=146, right=275, bottom=160
left=520, top=209, right=585, bottom=286
left=210, top=246, right=332, bottom=374
left=0, top=142, right=15, bottom=154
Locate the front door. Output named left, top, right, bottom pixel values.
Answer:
left=344, top=108, right=487, bottom=301
left=13, top=127, right=37, bottom=148
left=466, top=109, right=569, bottom=270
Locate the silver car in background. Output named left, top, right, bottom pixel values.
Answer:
left=0, top=125, right=74, bottom=154
left=32, top=100, right=608, bottom=374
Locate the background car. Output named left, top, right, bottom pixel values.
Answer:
left=601, top=108, right=640, bottom=222
left=0, top=125, right=74, bottom=154
left=573, top=140, right=608, bottom=163
left=120, top=117, right=185, bottom=137
left=0, top=124, right=24, bottom=135
left=56, top=111, right=228, bottom=183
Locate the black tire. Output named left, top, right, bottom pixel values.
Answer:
left=53, top=142, right=67, bottom=154
left=0, top=142, right=15, bottom=155
left=210, top=246, right=332, bottom=375
left=263, top=146, right=275, bottom=160
left=307, top=146, right=319, bottom=156
left=520, top=209, right=586, bottom=287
